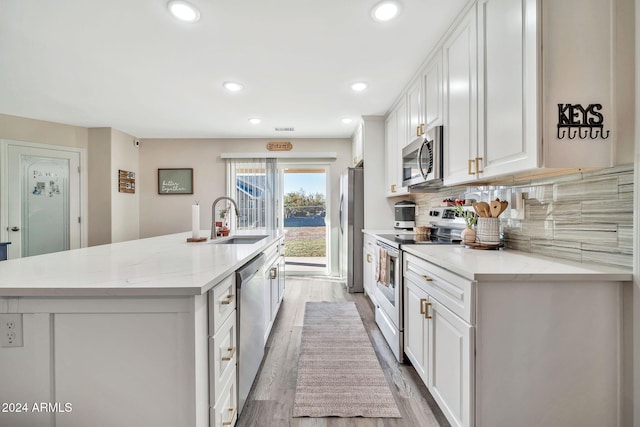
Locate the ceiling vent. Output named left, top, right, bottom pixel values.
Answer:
left=275, top=127, right=295, bottom=132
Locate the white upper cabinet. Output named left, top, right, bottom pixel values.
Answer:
left=476, top=0, right=539, bottom=179
left=351, top=120, right=363, bottom=166
left=407, top=78, right=424, bottom=144
left=443, top=5, right=478, bottom=186
left=423, top=53, right=443, bottom=131
left=385, top=100, right=409, bottom=196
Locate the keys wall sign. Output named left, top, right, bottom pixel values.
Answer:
left=557, top=103, right=610, bottom=140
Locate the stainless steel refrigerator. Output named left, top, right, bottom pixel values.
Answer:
left=339, top=167, right=364, bottom=293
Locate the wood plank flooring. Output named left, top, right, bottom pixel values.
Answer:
left=236, top=276, right=450, bottom=427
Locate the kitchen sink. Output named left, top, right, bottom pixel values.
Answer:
left=210, top=235, right=268, bottom=245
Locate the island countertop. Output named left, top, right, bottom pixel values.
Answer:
left=0, top=231, right=283, bottom=297
left=402, top=244, right=633, bottom=282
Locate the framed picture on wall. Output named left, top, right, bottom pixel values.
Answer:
left=157, top=168, right=193, bottom=194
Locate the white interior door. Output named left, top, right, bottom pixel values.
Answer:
left=4, top=144, right=81, bottom=259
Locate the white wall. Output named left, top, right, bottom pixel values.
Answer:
left=139, top=138, right=352, bottom=275
left=87, top=128, right=111, bottom=246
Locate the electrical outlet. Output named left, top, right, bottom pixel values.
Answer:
left=0, top=314, right=23, bottom=347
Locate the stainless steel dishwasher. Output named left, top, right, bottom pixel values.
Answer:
left=236, top=253, right=266, bottom=415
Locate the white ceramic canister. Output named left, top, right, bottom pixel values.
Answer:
left=475, top=217, right=500, bottom=245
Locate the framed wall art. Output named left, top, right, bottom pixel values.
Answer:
left=158, top=168, right=193, bottom=194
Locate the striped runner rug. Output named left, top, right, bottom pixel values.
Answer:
left=292, top=301, right=401, bottom=418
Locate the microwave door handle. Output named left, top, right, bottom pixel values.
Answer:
left=417, top=140, right=428, bottom=179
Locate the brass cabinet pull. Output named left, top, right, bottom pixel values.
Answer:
left=419, top=298, right=427, bottom=315
left=424, top=302, right=433, bottom=319
left=419, top=124, right=425, bottom=135
left=220, top=294, right=235, bottom=305
left=221, top=347, right=236, bottom=361
left=421, top=275, right=433, bottom=282
left=366, top=254, right=372, bottom=263
left=475, top=157, right=484, bottom=174
left=391, top=184, right=396, bottom=193
left=270, top=267, right=277, bottom=279
left=416, top=125, right=421, bottom=137
left=468, top=159, right=475, bottom=175
left=222, top=406, right=237, bottom=425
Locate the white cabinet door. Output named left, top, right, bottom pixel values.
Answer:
left=428, top=297, right=473, bottom=427
left=385, top=102, right=409, bottom=196
left=407, top=78, right=423, bottom=144
left=352, top=121, right=363, bottom=166
left=404, top=279, right=429, bottom=385
left=424, top=53, right=443, bottom=131
left=363, top=236, right=376, bottom=303
left=385, top=112, right=398, bottom=195
left=443, top=5, right=478, bottom=186
left=477, top=0, right=539, bottom=179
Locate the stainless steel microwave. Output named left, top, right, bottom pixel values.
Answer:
left=401, top=125, right=443, bottom=190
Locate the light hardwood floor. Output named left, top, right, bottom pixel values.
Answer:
left=236, top=276, right=450, bottom=427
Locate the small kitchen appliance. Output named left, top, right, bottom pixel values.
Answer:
left=394, top=200, right=416, bottom=230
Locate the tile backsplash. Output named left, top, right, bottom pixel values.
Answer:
left=414, top=165, right=634, bottom=268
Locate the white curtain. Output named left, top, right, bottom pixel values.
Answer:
left=226, top=158, right=279, bottom=232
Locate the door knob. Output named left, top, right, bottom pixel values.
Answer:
left=9, top=226, right=19, bottom=232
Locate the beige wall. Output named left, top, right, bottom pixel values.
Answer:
left=0, top=113, right=88, bottom=149
left=110, top=128, right=140, bottom=243
left=139, top=137, right=352, bottom=275
left=87, top=128, right=111, bottom=246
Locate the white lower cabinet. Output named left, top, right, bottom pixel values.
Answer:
left=428, top=297, right=473, bottom=427
left=363, top=234, right=377, bottom=304
left=211, top=371, right=238, bottom=427
left=403, top=251, right=626, bottom=427
left=208, top=274, right=238, bottom=427
left=404, top=257, right=473, bottom=427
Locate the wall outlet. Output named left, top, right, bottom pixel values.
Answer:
left=0, top=314, right=23, bottom=347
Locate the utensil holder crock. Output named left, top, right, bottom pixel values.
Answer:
left=476, top=217, right=500, bottom=245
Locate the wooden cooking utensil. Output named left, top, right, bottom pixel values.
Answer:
left=490, top=200, right=502, bottom=218
left=475, top=202, right=490, bottom=218
left=499, top=200, right=509, bottom=216
left=472, top=202, right=482, bottom=217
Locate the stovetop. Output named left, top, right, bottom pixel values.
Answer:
left=377, top=233, right=460, bottom=246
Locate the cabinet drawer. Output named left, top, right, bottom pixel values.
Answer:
left=209, top=274, right=236, bottom=335
left=211, top=369, right=238, bottom=427
left=404, top=253, right=475, bottom=324
left=210, top=309, right=237, bottom=406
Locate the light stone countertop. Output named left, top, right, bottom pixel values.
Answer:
left=0, top=231, right=283, bottom=297
left=402, top=244, right=632, bottom=282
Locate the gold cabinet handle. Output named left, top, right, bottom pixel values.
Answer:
left=419, top=298, right=427, bottom=315
left=220, top=294, right=235, bottom=305
left=221, top=347, right=236, bottom=361
left=270, top=267, right=277, bottom=279
left=416, top=125, right=421, bottom=137
left=390, top=184, right=396, bottom=193
left=424, top=302, right=432, bottom=319
left=222, top=406, right=237, bottom=425
left=475, top=157, right=484, bottom=174
left=468, top=159, right=475, bottom=175
left=366, top=254, right=372, bottom=263
left=421, top=275, right=433, bottom=282
left=419, top=124, right=425, bottom=135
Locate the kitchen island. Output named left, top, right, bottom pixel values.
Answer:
left=0, top=231, right=284, bottom=427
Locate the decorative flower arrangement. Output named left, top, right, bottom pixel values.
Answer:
left=454, top=204, right=477, bottom=228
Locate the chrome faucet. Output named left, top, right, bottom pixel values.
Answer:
left=211, top=197, right=240, bottom=239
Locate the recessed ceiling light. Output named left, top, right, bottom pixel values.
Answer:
left=223, top=81, right=244, bottom=92
left=371, top=1, right=401, bottom=22
left=341, top=118, right=353, bottom=124
left=248, top=118, right=261, bottom=125
left=168, top=1, right=200, bottom=23
left=351, top=82, right=368, bottom=92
